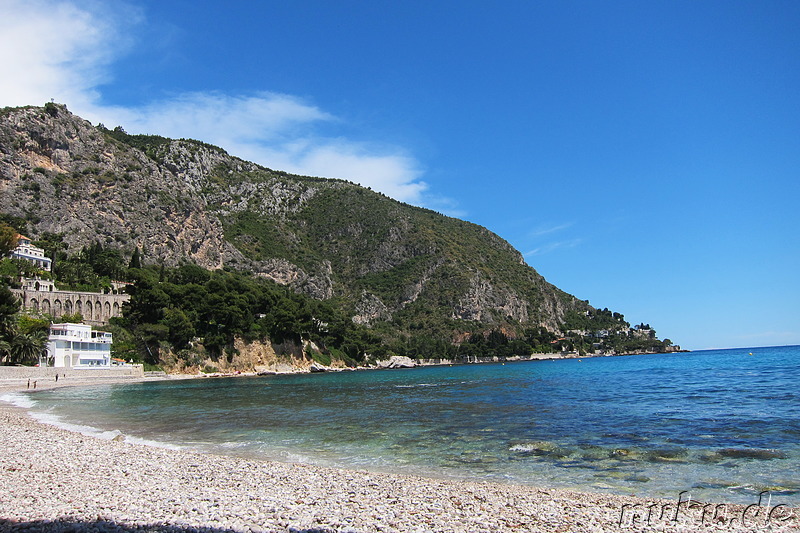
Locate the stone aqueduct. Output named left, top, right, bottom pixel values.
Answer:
left=12, top=288, right=129, bottom=326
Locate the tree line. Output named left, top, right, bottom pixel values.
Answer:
left=1, top=219, right=673, bottom=368
left=0, top=222, right=49, bottom=364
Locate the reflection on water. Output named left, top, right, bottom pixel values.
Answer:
left=19, top=345, right=800, bottom=505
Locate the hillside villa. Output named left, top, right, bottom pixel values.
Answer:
left=10, top=235, right=52, bottom=271
left=8, top=235, right=129, bottom=326
left=5, top=235, right=123, bottom=369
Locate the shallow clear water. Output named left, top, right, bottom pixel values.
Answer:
left=12, top=345, right=800, bottom=505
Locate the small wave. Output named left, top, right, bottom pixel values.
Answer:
left=509, top=441, right=571, bottom=458
left=219, top=440, right=252, bottom=449
left=693, top=479, right=739, bottom=490
left=123, top=435, right=185, bottom=450
left=725, top=483, right=799, bottom=500
left=280, top=451, right=328, bottom=465
left=509, top=443, right=540, bottom=453
left=0, top=392, right=36, bottom=409
left=28, top=411, right=183, bottom=451
left=394, top=383, right=442, bottom=389
left=396, top=380, right=478, bottom=388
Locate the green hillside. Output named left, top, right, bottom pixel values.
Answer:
left=0, top=104, right=674, bottom=367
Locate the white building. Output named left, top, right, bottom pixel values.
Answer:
left=47, top=323, right=113, bottom=368
left=10, top=235, right=52, bottom=272
left=20, top=277, right=55, bottom=292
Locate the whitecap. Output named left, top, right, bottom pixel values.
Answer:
left=123, top=435, right=184, bottom=450
left=0, top=392, right=36, bottom=409
left=28, top=410, right=183, bottom=450
left=219, top=440, right=251, bottom=449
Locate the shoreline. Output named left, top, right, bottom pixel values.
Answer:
left=1, top=377, right=797, bottom=531
left=0, top=345, right=684, bottom=386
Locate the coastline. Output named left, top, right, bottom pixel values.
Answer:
left=0, top=377, right=797, bottom=532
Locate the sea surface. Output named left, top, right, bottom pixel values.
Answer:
left=7, top=345, right=800, bottom=505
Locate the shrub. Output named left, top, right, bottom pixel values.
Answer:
left=309, top=349, right=332, bottom=366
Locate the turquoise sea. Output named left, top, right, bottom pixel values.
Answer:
left=7, top=345, right=800, bottom=505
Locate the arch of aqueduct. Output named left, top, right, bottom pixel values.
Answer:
left=12, top=288, right=129, bottom=326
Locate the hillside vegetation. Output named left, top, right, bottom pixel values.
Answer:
left=0, top=104, right=673, bottom=367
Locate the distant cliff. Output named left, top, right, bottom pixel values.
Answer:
left=0, top=103, right=671, bottom=359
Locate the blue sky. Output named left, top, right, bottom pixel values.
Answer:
left=2, top=0, right=798, bottom=350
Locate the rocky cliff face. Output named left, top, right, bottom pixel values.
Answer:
left=0, top=104, right=590, bottom=337
left=0, top=105, right=230, bottom=269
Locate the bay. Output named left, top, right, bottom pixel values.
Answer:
left=21, top=345, right=800, bottom=505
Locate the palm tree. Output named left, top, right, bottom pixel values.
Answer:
left=11, top=331, right=46, bottom=365
left=0, top=339, right=11, bottom=364
left=0, top=311, right=16, bottom=339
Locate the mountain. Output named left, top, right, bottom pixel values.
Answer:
left=0, top=103, right=670, bottom=360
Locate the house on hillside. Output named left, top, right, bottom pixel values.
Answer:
left=20, top=277, right=55, bottom=292
left=10, top=235, right=52, bottom=271
left=47, top=323, right=113, bottom=368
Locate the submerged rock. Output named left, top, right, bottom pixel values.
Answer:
left=718, top=448, right=788, bottom=460
left=645, top=448, right=688, bottom=463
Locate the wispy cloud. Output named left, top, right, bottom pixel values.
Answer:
left=0, top=0, right=437, bottom=206
left=523, top=238, right=582, bottom=257
left=529, top=222, right=575, bottom=238
left=520, top=221, right=581, bottom=257
left=110, top=92, right=334, bottom=143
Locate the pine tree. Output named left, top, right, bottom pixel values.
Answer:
left=129, top=248, right=141, bottom=269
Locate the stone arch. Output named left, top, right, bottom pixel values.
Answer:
left=104, top=301, right=111, bottom=320
left=112, top=301, right=120, bottom=317
left=95, top=302, right=102, bottom=319
left=53, top=299, right=62, bottom=316
left=75, top=300, right=82, bottom=315
left=64, top=300, right=73, bottom=314
left=30, top=298, right=39, bottom=312
left=84, top=301, right=92, bottom=320
left=41, top=299, right=51, bottom=314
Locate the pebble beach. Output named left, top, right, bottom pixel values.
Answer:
left=1, top=377, right=797, bottom=532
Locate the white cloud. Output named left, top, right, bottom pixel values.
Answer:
left=523, top=238, right=582, bottom=257
left=111, top=92, right=333, bottom=142
left=0, top=0, right=137, bottom=110
left=260, top=142, right=427, bottom=202
left=0, top=0, right=436, bottom=206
